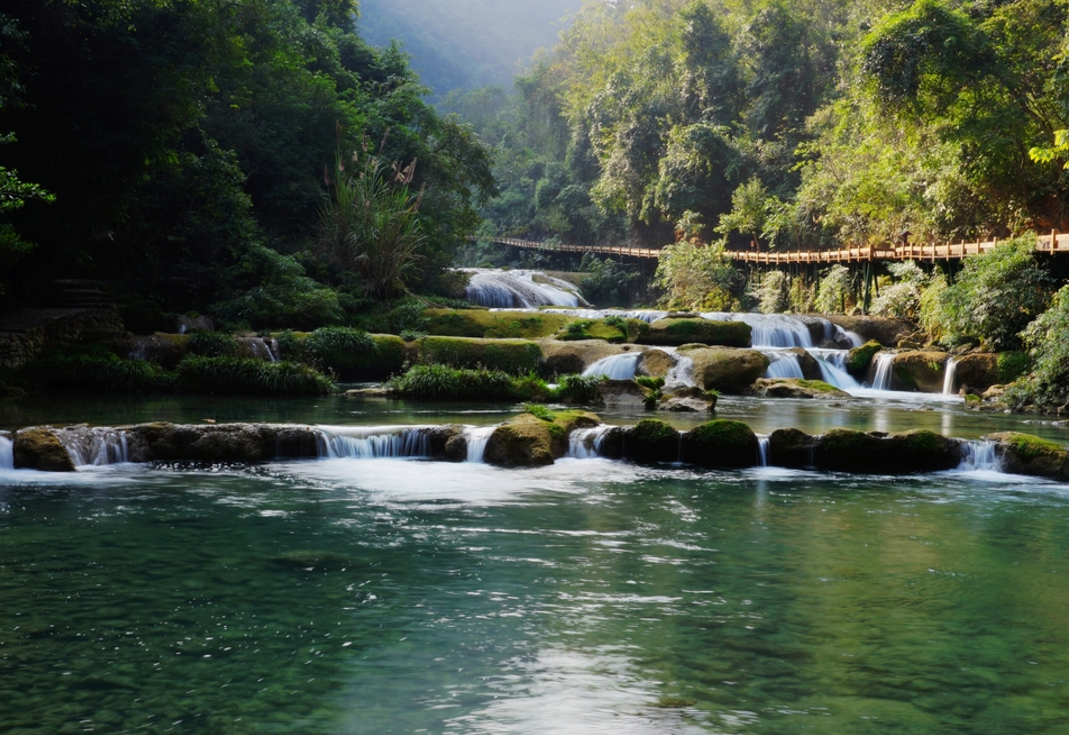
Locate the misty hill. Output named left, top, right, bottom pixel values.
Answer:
left=357, top=0, right=576, bottom=97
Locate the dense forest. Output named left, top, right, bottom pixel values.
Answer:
left=0, top=0, right=495, bottom=329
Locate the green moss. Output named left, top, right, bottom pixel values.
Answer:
left=523, top=402, right=556, bottom=421
left=900, top=430, right=942, bottom=454
left=629, top=418, right=680, bottom=462
left=846, top=340, right=882, bottom=375
left=175, top=356, right=333, bottom=396
left=682, top=420, right=758, bottom=467
left=422, top=309, right=573, bottom=339
left=1007, top=433, right=1064, bottom=461
left=420, top=336, right=543, bottom=375
left=638, top=318, right=751, bottom=347
left=821, top=428, right=873, bottom=454
left=796, top=379, right=839, bottom=393
left=997, top=351, right=1031, bottom=383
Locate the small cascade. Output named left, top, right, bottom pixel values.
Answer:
left=701, top=312, right=814, bottom=348
left=663, top=351, right=696, bottom=389
left=568, top=426, right=612, bottom=459
left=317, top=426, right=432, bottom=459
left=0, top=435, right=13, bottom=469
left=765, top=352, right=805, bottom=379
left=942, top=357, right=958, bottom=395
left=582, top=353, right=640, bottom=380
left=465, top=426, right=498, bottom=463
left=808, top=349, right=861, bottom=390
left=56, top=427, right=130, bottom=466
left=463, top=269, right=586, bottom=308
left=245, top=337, right=278, bottom=363
left=870, top=352, right=896, bottom=391
left=959, top=440, right=1000, bottom=471
left=757, top=436, right=770, bottom=467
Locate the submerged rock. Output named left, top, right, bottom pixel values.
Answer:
left=13, top=427, right=76, bottom=472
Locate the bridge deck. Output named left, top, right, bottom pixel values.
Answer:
left=477, top=232, right=1069, bottom=263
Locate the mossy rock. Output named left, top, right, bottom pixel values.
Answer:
left=814, top=428, right=961, bottom=473
left=637, top=349, right=674, bottom=378
left=636, top=318, right=751, bottom=348
left=749, top=378, right=851, bottom=399
left=825, top=315, right=913, bottom=347
left=483, top=414, right=556, bottom=468
left=13, top=427, right=76, bottom=472
left=687, top=348, right=770, bottom=394
left=768, top=428, right=818, bottom=468
left=422, top=309, right=574, bottom=339
left=813, top=429, right=882, bottom=472
left=995, top=352, right=1030, bottom=384
left=846, top=340, right=882, bottom=377
left=626, top=418, right=680, bottom=463
left=945, top=352, right=999, bottom=395
left=681, top=420, right=759, bottom=467
left=425, top=424, right=467, bottom=462
left=127, top=422, right=318, bottom=463
left=417, top=336, right=543, bottom=375
left=891, top=351, right=951, bottom=393
left=988, top=432, right=1069, bottom=480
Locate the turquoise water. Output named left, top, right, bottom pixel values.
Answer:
left=3, top=451, right=1069, bottom=734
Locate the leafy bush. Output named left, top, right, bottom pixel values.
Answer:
left=175, top=356, right=333, bottom=395
left=748, top=270, right=789, bottom=314
left=553, top=373, right=605, bottom=403
left=871, top=261, right=927, bottom=320
left=30, top=348, right=171, bottom=392
left=932, top=237, right=1055, bottom=350
left=187, top=331, right=240, bottom=357
left=654, top=239, right=738, bottom=310
left=814, top=265, right=854, bottom=314
left=305, top=327, right=376, bottom=360
left=1007, top=284, right=1069, bottom=411
left=388, top=363, right=516, bottom=400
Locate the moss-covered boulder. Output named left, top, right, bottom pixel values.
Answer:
left=952, top=353, right=999, bottom=394
left=889, top=351, right=952, bottom=393
left=846, top=340, right=882, bottom=377
left=687, top=348, right=770, bottom=393
left=596, top=379, right=652, bottom=408
left=749, top=378, right=852, bottom=399
left=425, top=424, right=468, bottom=462
left=422, top=309, right=574, bottom=339
left=13, top=427, right=76, bottom=472
left=483, top=413, right=557, bottom=468
left=681, top=420, right=759, bottom=467
left=768, top=428, right=818, bottom=468
left=814, top=428, right=962, bottom=473
left=417, top=336, right=543, bottom=375
left=539, top=340, right=635, bottom=377
left=626, top=419, right=680, bottom=463
left=988, top=432, right=1069, bottom=481
left=127, top=422, right=319, bottom=463
left=636, top=318, right=751, bottom=348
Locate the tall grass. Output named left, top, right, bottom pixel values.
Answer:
left=176, top=356, right=333, bottom=395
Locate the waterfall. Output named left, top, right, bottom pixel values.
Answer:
left=663, top=351, right=696, bottom=388
left=701, top=312, right=814, bottom=348
left=317, top=426, right=432, bottom=459
left=465, top=426, right=498, bottom=463
left=463, top=269, right=586, bottom=308
left=567, top=426, right=612, bottom=459
left=870, top=352, right=896, bottom=391
left=959, top=440, right=999, bottom=471
left=757, top=436, right=770, bottom=467
left=943, top=357, right=958, bottom=395
left=54, top=427, right=130, bottom=466
left=765, top=352, right=805, bottom=379
left=245, top=337, right=278, bottom=363
left=0, top=435, right=12, bottom=470
left=582, top=353, right=640, bottom=380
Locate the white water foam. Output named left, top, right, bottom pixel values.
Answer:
left=465, top=426, right=498, bottom=463
left=463, top=269, right=586, bottom=308
left=959, top=440, right=1000, bottom=472
left=764, top=351, right=805, bottom=379
left=317, top=426, right=432, bottom=459
left=568, top=426, right=612, bottom=459
left=55, top=427, right=130, bottom=466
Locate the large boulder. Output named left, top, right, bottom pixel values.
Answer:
left=13, top=427, right=76, bottom=472
left=889, top=351, right=952, bottom=393
left=768, top=428, right=819, bottom=469
left=636, top=318, right=751, bottom=348
left=127, top=422, right=319, bottom=463
left=953, top=353, right=999, bottom=395
left=637, top=349, right=674, bottom=378
left=425, top=424, right=468, bottom=462
left=814, top=429, right=962, bottom=473
left=988, top=432, right=1069, bottom=481
left=625, top=419, right=681, bottom=463
left=483, top=411, right=600, bottom=468
left=681, top=420, right=759, bottom=467
left=846, top=340, right=882, bottom=377
left=749, top=378, right=853, bottom=399
left=686, top=347, right=770, bottom=394
left=596, top=379, right=652, bottom=408
left=823, top=315, right=913, bottom=347
left=540, top=340, right=635, bottom=377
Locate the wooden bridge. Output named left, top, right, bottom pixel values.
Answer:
left=476, top=232, right=1069, bottom=263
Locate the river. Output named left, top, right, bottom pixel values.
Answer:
left=2, top=393, right=1069, bottom=734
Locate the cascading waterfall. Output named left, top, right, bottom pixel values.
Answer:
left=765, top=352, right=806, bottom=380
left=943, top=357, right=959, bottom=396
left=465, top=426, right=498, bottom=463
left=870, top=352, right=896, bottom=391
left=567, top=426, right=612, bottom=459
left=55, top=427, right=129, bottom=466
left=463, top=269, right=586, bottom=309
left=959, top=440, right=999, bottom=471
left=245, top=337, right=278, bottom=363
left=757, top=436, right=770, bottom=467
left=582, top=353, right=641, bottom=380
left=663, top=351, right=696, bottom=389
left=317, top=426, right=432, bottom=459
left=0, top=435, right=13, bottom=469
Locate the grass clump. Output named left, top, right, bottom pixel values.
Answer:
left=176, top=356, right=333, bottom=395
left=388, top=363, right=517, bottom=400
left=554, top=373, right=605, bottom=404
left=187, top=331, right=240, bottom=357
left=25, top=346, right=171, bottom=392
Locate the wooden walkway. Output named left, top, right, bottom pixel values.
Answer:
left=477, top=232, right=1069, bottom=263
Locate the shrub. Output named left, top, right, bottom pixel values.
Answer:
left=748, top=270, right=789, bottom=313
left=420, top=337, right=543, bottom=374
left=871, top=261, right=927, bottom=320
left=1007, top=284, right=1069, bottom=411
left=187, top=331, right=240, bottom=357
left=388, top=364, right=517, bottom=400
left=25, top=346, right=170, bottom=392
left=553, top=373, right=605, bottom=404
left=175, top=356, right=333, bottom=395
left=814, top=265, right=854, bottom=314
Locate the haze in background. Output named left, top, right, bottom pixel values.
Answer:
left=358, top=0, right=576, bottom=98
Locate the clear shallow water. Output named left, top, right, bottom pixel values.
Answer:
left=3, top=456, right=1069, bottom=734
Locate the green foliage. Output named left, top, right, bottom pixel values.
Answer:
left=634, top=375, right=665, bottom=391
left=814, top=265, right=854, bottom=314
left=748, top=270, right=789, bottom=314
left=847, top=341, right=883, bottom=376
left=187, top=331, right=240, bottom=358
left=305, top=327, right=376, bottom=359
left=24, top=347, right=169, bottom=392
left=1007, top=284, right=1069, bottom=411
left=654, top=238, right=737, bottom=310
left=997, top=352, right=1031, bottom=384
left=871, top=261, right=928, bottom=320
left=554, top=373, right=606, bottom=404
left=932, top=238, right=1054, bottom=349
left=388, top=363, right=516, bottom=400
left=522, top=402, right=556, bottom=422
left=175, top=356, right=333, bottom=396
left=419, top=337, right=543, bottom=375
left=559, top=320, right=594, bottom=341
